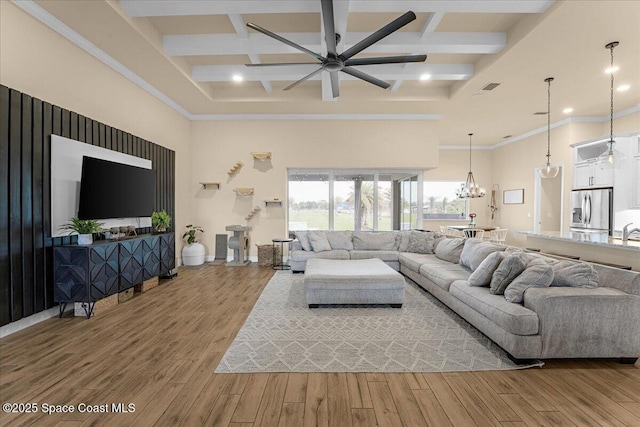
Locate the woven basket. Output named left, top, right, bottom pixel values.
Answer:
left=257, top=244, right=280, bottom=267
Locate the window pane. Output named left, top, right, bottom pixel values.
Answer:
left=423, top=181, right=467, bottom=220
left=377, top=175, right=393, bottom=230
left=333, top=175, right=355, bottom=231
left=288, top=172, right=329, bottom=230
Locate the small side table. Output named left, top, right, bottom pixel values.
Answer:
left=272, top=238, right=294, bottom=270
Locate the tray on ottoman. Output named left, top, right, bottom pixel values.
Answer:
left=304, top=258, right=405, bottom=308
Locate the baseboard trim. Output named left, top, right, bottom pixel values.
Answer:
left=0, top=305, right=73, bottom=338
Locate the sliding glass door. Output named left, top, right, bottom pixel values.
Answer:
left=288, top=169, right=422, bottom=231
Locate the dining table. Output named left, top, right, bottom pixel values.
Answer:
left=446, top=225, right=496, bottom=231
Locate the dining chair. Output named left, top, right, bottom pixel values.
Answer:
left=445, top=228, right=463, bottom=238
left=489, top=228, right=508, bottom=244
left=463, top=228, right=484, bottom=239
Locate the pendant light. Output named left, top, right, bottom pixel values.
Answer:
left=598, top=41, right=625, bottom=170
left=539, top=77, right=560, bottom=179
left=456, top=133, right=485, bottom=198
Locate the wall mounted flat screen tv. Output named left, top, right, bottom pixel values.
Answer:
left=78, top=156, right=155, bottom=219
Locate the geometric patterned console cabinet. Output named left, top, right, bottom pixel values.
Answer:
left=53, top=233, right=175, bottom=318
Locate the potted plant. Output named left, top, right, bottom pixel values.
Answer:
left=60, top=218, right=104, bottom=245
left=182, top=225, right=205, bottom=266
left=151, top=210, right=171, bottom=233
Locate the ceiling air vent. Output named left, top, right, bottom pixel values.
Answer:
left=482, top=82, right=500, bottom=91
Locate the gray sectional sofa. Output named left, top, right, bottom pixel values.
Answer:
left=292, top=230, right=640, bottom=363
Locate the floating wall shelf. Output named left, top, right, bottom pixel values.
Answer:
left=200, top=182, right=220, bottom=189
left=251, top=151, right=272, bottom=161
left=265, top=199, right=283, bottom=207
left=234, top=187, right=255, bottom=196
left=245, top=206, right=262, bottom=221
left=228, top=162, right=243, bottom=176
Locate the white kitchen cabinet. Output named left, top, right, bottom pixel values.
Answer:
left=573, top=159, right=612, bottom=188
left=634, top=156, right=640, bottom=208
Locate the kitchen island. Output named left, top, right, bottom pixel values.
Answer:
left=518, top=231, right=640, bottom=272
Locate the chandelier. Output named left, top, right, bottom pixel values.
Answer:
left=598, top=41, right=625, bottom=170
left=539, top=77, right=560, bottom=179
left=456, top=133, right=485, bottom=198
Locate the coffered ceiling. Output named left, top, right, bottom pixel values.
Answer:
left=17, top=1, right=640, bottom=146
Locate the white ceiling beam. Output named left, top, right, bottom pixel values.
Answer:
left=119, top=0, right=552, bottom=17
left=228, top=14, right=272, bottom=92
left=391, top=11, right=444, bottom=91
left=192, top=63, right=473, bottom=82
left=164, top=32, right=505, bottom=56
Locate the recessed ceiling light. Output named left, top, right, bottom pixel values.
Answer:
left=232, top=74, right=244, bottom=82
left=617, top=84, right=630, bottom=92
left=605, top=65, right=619, bottom=74
left=563, top=107, right=574, bottom=114
left=420, top=74, right=431, bottom=81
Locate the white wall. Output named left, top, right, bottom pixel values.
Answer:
left=190, top=120, right=439, bottom=258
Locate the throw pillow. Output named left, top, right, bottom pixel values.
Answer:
left=397, top=231, right=411, bottom=252
left=490, top=251, right=528, bottom=295
left=353, top=232, right=397, bottom=250
left=407, top=231, right=440, bottom=254
left=308, top=231, right=332, bottom=252
left=468, top=252, right=506, bottom=287
left=295, top=231, right=313, bottom=252
left=460, top=239, right=506, bottom=271
left=434, top=238, right=466, bottom=263
left=551, top=260, right=599, bottom=288
left=326, top=231, right=354, bottom=250
left=504, top=258, right=554, bottom=303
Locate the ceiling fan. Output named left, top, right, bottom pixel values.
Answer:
left=244, top=0, right=427, bottom=98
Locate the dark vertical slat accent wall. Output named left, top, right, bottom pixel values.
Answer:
left=0, top=87, right=11, bottom=326
left=0, top=85, right=176, bottom=326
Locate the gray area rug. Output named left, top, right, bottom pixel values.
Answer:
left=215, top=271, right=543, bottom=373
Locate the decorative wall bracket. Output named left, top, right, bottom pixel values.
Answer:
left=245, top=206, right=262, bottom=221
left=234, top=187, right=255, bottom=196
left=251, top=152, right=272, bottom=161
left=228, top=162, right=243, bottom=176
left=200, top=182, right=220, bottom=189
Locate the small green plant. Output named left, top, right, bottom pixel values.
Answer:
left=151, top=210, right=171, bottom=232
left=183, top=225, right=204, bottom=245
left=60, top=218, right=104, bottom=235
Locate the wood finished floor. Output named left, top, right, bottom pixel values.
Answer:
left=1, top=264, right=639, bottom=427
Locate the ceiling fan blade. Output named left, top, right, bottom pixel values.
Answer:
left=245, top=63, right=322, bottom=67
left=247, top=22, right=325, bottom=61
left=341, top=67, right=390, bottom=90
left=330, top=71, right=340, bottom=98
left=339, top=11, right=416, bottom=61
left=283, top=67, right=323, bottom=91
left=321, top=0, right=337, bottom=57
left=345, top=54, right=427, bottom=66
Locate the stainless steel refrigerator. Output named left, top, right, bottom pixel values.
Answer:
left=570, top=187, right=613, bottom=235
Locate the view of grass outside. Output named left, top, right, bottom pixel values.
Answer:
left=423, top=181, right=467, bottom=220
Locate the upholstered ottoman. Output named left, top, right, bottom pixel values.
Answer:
left=304, top=258, right=405, bottom=308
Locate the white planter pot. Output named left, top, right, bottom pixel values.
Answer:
left=77, top=234, right=93, bottom=245
left=182, top=242, right=205, bottom=266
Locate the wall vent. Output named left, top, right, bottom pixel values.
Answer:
left=534, top=111, right=548, bottom=115
left=482, top=82, right=500, bottom=91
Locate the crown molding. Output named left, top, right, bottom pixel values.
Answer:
left=190, top=114, right=442, bottom=121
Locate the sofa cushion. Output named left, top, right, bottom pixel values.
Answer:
left=291, top=249, right=350, bottom=262
left=504, top=258, right=554, bottom=303
left=350, top=250, right=399, bottom=262
left=490, top=252, right=528, bottom=295
left=468, top=252, right=506, bottom=287
left=399, top=252, right=439, bottom=272
left=460, top=239, right=506, bottom=271
left=419, top=263, right=471, bottom=291
left=551, top=260, right=599, bottom=288
left=308, top=231, right=332, bottom=252
left=326, top=231, right=354, bottom=251
left=450, top=281, right=539, bottom=336
left=295, top=231, right=313, bottom=252
left=397, top=231, right=411, bottom=252
left=434, top=238, right=466, bottom=263
left=407, top=231, right=441, bottom=254
left=353, top=232, right=397, bottom=250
